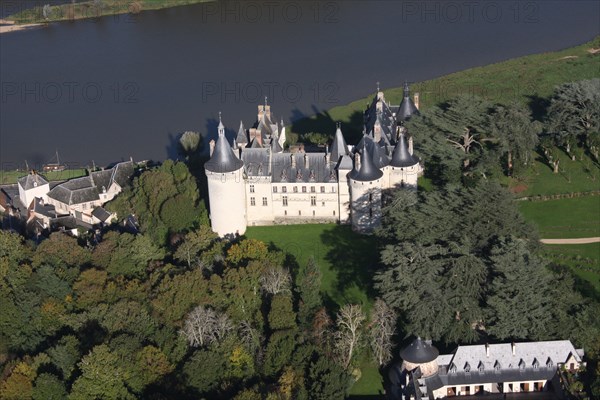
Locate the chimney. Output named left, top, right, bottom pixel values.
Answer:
left=408, top=136, right=414, bottom=155
left=209, top=139, right=215, bottom=156
left=257, top=105, right=264, bottom=121
left=414, top=92, right=420, bottom=110
left=264, top=105, right=271, bottom=119
left=511, top=342, right=515, bottom=356
left=354, top=152, right=361, bottom=171
left=485, top=343, right=489, bottom=357
left=325, top=146, right=331, bottom=164
left=291, top=154, right=296, bottom=168
left=304, top=153, right=309, bottom=169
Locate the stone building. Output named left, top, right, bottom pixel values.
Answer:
left=204, top=84, right=424, bottom=237
left=389, top=337, right=585, bottom=399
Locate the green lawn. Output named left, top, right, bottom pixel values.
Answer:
left=245, top=224, right=378, bottom=308
left=518, top=196, right=600, bottom=239
left=543, top=243, right=600, bottom=294
left=0, top=169, right=87, bottom=185
left=291, top=36, right=600, bottom=140
left=510, top=149, right=600, bottom=197
left=244, top=223, right=383, bottom=394
left=5, top=0, right=214, bottom=24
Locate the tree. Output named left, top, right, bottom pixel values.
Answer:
left=260, top=267, right=291, bottom=295
left=47, top=335, right=80, bottom=381
left=68, top=345, right=135, bottom=400
left=368, top=299, right=396, bottom=367
left=334, top=304, right=365, bottom=369
left=268, top=294, right=296, bottom=331
left=307, top=354, right=351, bottom=400
left=173, top=225, right=219, bottom=269
left=183, top=349, right=226, bottom=394
left=181, top=305, right=233, bottom=347
left=263, top=330, right=296, bottom=377
left=1, top=361, right=36, bottom=400
left=32, top=373, right=67, bottom=400
left=0, top=230, right=30, bottom=265
left=485, top=237, right=553, bottom=340
left=178, top=131, right=203, bottom=159
left=490, top=103, right=541, bottom=175
left=547, top=79, right=600, bottom=160
left=296, top=257, right=322, bottom=326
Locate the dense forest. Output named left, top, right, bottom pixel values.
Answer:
left=0, top=79, right=598, bottom=399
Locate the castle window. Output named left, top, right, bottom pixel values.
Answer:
left=369, top=208, right=372, bottom=218
left=302, top=186, right=307, bottom=193
left=83, top=203, right=88, bottom=210
left=333, top=210, right=336, bottom=216
left=298, top=210, right=301, bottom=216
left=320, top=186, right=325, bottom=193
left=311, top=196, right=316, bottom=206
left=322, top=202, right=325, bottom=206
left=273, top=186, right=278, bottom=193
left=283, top=196, right=288, bottom=206
left=262, top=197, right=268, bottom=206
left=250, top=197, right=256, bottom=206
left=311, top=186, right=316, bottom=193
left=250, top=184, right=255, bottom=193
left=368, top=193, right=372, bottom=203
left=331, top=187, right=336, bottom=193
left=312, top=210, right=315, bottom=216
left=282, top=186, right=287, bottom=193
left=293, top=186, right=298, bottom=193
left=284, top=210, right=287, bottom=216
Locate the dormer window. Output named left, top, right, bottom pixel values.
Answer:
left=478, top=361, right=485, bottom=372
left=464, top=362, right=471, bottom=373
left=519, top=359, right=526, bottom=370
left=494, top=361, right=501, bottom=371
left=546, top=358, right=553, bottom=368
left=533, top=358, right=539, bottom=369
left=449, top=363, right=457, bottom=373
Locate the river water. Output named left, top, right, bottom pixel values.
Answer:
left=0, top=0, right=598, bottom=168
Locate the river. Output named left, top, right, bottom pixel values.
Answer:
left=0, top=0, right=598, bottom=168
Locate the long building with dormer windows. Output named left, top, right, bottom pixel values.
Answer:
left=204, top=83, right=424, bottom=237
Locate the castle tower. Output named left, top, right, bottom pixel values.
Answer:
left=388, top=126, right=421, bottom=188
left=331, top=123, right=352, bottom=223
left=397, top=82, right=420, bottom=122
left=400, top=337, right=440, bottom=378
left=204, top=113, right=247, bottom=237
left=348, top=140, right=383, bottom=233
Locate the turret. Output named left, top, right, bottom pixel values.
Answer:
left=396, top=82, right=420, bottom=122
left=400, top=337, right=439, bottom=378
left=389, top=126, right=421, bottom=188
left=204, top=113, right=247, bottom=237
left=330, top=122, right=349, bottom=165
left=348, top=139, right=383, bottom=233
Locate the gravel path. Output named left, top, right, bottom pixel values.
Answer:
left=541, top=237, right=600, bottom=244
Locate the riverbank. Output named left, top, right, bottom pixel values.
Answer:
left=0, top=19, right=44, bottom=34
left=3, top=0, right=214, bottom=26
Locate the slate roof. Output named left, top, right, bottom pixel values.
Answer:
left=32, top=197, right=60, bottom=218
left=390, top=132, right=419, bottom=168
left=18, top=173, right=49, bottom=190
left=397, top=82, right=420, bottom=121
left=400, top=337, right=440, bottom=364
left=205, top=131, right=244, bottom=173
left=271, top=152, right=336, bottom=183
left=330, top=124, right=349, bottom=164
left=348, top=140, right=383, bottom=182
left=235, top=121, right=248, bottom=146
left=92, top=207, right=112, bottom=222
left=47, top=161, right=134, bottom=205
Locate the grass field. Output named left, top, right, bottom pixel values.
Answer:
left=245, top=223, right=383, bottom=395
left=519, top=196, right=600, bottom=239
left=5, top=0, right=213, bottom=24
left=543, top=243, right=600, bottom=294
left=291, top=36, right=600, bottom=140
left=0, top=169, right=88, bottom=185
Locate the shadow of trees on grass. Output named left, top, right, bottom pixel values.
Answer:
left=319, top=224, right=380, bottom=305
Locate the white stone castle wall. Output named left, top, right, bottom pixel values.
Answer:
left=350, top=178, right=382, bottom=232
left=387, top=164, right=420, bottom=188
left=337, top=168, right=352, bottom=224
left=207, top=167, right=247, bottom=236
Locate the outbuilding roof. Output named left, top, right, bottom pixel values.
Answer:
left=400, top=337, right=440, bottom=364
left=18, top=173, right=49, bottom=190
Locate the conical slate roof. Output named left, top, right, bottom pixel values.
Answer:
left=235, top=121, right=248, bottom=146
left=400, top=337, right=439, bottom=364
left=349, top=140, right=383, bottom=182
left=330, top=124, right=349, bottom=163
left=397, top=82, right=419, bottom=121
left=271, top=135, right=283, bottom=153
left=205, top=129, right=244, bottom=173
left=390, top=132, right=419, bottom=168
